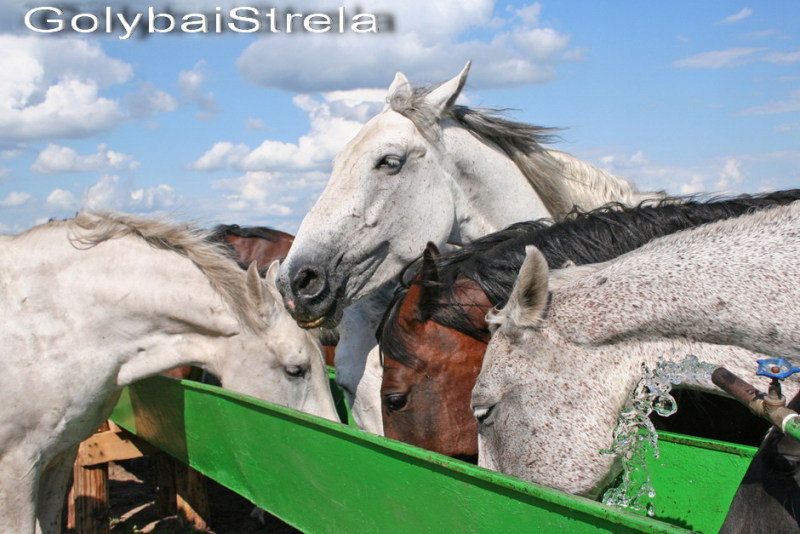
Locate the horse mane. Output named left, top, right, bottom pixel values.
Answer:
left=389, top=86, right=650, bottom=217
left=379, top=189, right=800, bottom=369
left=68, top=211, right=264, bottom=332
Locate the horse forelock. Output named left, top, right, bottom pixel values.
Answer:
left=377, top=284, right=425, bottom=370
left=69, top=211, right=264, bottom=332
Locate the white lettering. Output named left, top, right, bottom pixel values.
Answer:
left=24, top=6, right=64, bottom=33
left=304, top=13, right=330, bottom=33
left=286, top=13, right=302, bottom=33
left=148, top=7, right=175, bottom=33
left=229, top=7, right=260, bottom=33
left=117, top=12, right=143, bottom=40
left=352, top=13, right=377, bottom=33
left=265, top=7, right=279, bottom=32
left=181, top=13, right=208, bottom=33
left=71, top=13, right=99, bottom=33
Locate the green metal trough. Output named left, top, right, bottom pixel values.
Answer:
left=110, top=376, right=755, bottom=533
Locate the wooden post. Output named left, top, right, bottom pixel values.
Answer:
left=151, top=452, right=177, bottom=517
left=72, top=423, right=110, bottom=534
left=66, top=420, right=210, bottom=532
left=175, top=464, right=210, bottom=530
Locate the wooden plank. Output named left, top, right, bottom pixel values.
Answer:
left=77, top=428, right=157, bottom=467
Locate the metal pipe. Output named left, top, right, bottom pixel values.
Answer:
left=711, top=367, right=800, bottom=442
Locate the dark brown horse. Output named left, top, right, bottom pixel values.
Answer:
left=210, top=224, right=295, bottom=271
left=378, top=190, right=800, bottom=459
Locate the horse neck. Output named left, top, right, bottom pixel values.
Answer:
left=441, top=125, right=551, bottom=243
left=551, top=205, right=800, bottom=360
left=22, top=233, right=243, bottom=384
left=441, top=124, right=652, bottom=238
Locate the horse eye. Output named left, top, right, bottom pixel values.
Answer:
left=284, top=365, right=307, bottom=378
left=384, top=393, right=409, bottom=412
left=376, top=155, right=405, bottom=174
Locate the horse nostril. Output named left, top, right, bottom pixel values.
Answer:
left=292, top=266, right=326, bottom=299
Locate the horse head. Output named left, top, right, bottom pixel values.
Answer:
left=277, top=63, right=476, bottom=328
left=379, top=243, right=490, bottom=461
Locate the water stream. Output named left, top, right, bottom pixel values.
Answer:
left=601, top=355, right=717, bottom=516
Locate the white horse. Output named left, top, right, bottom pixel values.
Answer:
left=0, top=211, right=338, bottom=534
left=276, top=61, right=660, bottom=426
left=472, top=201, right=800, bottom=497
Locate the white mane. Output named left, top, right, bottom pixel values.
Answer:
left=67, top=211, right=263, bottom=331
left=390, top=87, right=660, bottom=216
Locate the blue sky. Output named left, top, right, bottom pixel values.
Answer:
left=0, top=1, right=798, bottom=233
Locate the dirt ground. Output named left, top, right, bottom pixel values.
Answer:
left=71, top=458, right=300, bottom=534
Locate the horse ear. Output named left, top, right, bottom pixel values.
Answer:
left=425, top=60, right=471, bottom=117
left=417, top=242, right=441, bottom=320
left=264, top=259, right=280, bottom=284
left=245, top=261, right=266, bottom=310
left=421, top=242, right=440, bottom=282
left=386, top=71, right=412, bottom=103
left=506, top=246, right=549, bottom=328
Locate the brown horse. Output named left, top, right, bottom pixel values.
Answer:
left=378, top=190, right=800, bottom=459
left=210, top=224, right=295, bottom=271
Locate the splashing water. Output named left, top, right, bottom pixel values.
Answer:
left=601, top=355, right=717, bottom=516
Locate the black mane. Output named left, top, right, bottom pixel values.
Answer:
left=380, top=190, right=800, bottom=369
left=209, top=224, right=291, bottom=242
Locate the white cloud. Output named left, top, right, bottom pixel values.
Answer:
left=189, top=141, right=250, bottom=171
left=191, top=90, right=380, bottom=173
left=212, top=170, right=329, bottom=219
left=0, top=35, right=132, bottom=143
left=32, top=143, right=139, bottom=174
left=237, top=1, right=582, bottom=91
left=715, top=159, right=743, bottom=190
left=85, top=175, right=178, bottom=211
left=0, top=221, right=8, bottom=233
left=126, top=82, right=178, bottom=119
left=743, top=29, right=786, bottom=40
left=719, top=8, right=753, bottom=24
left=763, top=50, right=800, bottom=64
left=245, top=118, right=266, bottom=131
left=673, top=47, right=764, bottom=69
left=0, top=191, right=32, bottom=207
left=679, top=176, right=706, bottom=195
left=775, top=123, right=800, bottom=133
left=742, top=91, right=800, bottom=115
left=178, top=60, right=217, bottom=119
left=1, top=149, right=22, bottom=160
left=593, top=149, right=800, bottom=198
left=46, top=188, right=78, bottom=210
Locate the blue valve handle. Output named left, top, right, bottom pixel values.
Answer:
left=757, top=358, right=800, bottom=380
